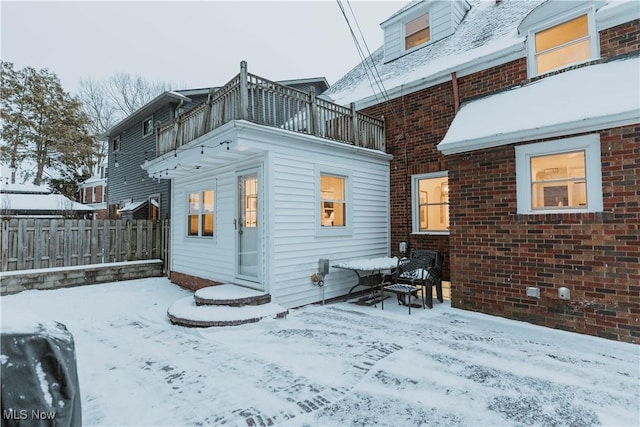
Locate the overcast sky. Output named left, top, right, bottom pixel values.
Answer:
left=1, top=0, right=405, bottom=95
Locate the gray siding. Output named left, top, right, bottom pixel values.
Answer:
left=108, top=94, right=210, bottom=219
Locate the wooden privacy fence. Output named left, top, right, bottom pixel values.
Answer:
left=1, top=219, right=170, bottom=273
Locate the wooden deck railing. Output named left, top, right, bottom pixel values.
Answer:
left=156, top=61, right=385, bottom=157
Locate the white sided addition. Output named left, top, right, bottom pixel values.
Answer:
left=167, top=284, right=288, bottom=327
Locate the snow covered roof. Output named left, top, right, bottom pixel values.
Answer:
left=1, top=182, right=51, bottom=194
left=1, top=193, right=94, bottom=212
left=322, top=0, right=638, bottom=109
left=438, top=56, right=640, bottom=155
left=118, top=200, right=146, bottom=212
left=323, top=0, right=546, bottom=108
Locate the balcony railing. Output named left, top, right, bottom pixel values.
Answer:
left=156, top=61, right=385, bottom=157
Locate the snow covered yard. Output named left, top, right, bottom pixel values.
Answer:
left=2, top=278, right=638, bottom=427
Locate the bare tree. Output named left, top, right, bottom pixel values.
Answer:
left=77, top=72, right=175, bottom=174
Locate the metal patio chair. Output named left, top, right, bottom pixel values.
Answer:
left=380, top=257, right=436, bottom=314
left=410, top=249, right=444, bottom=305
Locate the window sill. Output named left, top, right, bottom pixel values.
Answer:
left=412, top=230, right=450, bottom=236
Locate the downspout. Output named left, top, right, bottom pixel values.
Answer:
left=451, top=72, right=460, bottom=113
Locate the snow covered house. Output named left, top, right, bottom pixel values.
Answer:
left=323, top=0, right=639, bottom=343
left=143, top=62, right=389, bottom=308
left=78, top=160, right=108, bottom=219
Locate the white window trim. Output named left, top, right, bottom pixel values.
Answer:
left=401, top=7, right=432, bottom=54
left=526, top=6, right=599, bottom=78
left=515, top=134, right=603, bottom=214
left=186, top=185, right=216, bottom=239
left=142, top=116, right=154, bottom=137
left=411, top=171, right=449, bottom=235
left=315, top=166, right=352, bottom=237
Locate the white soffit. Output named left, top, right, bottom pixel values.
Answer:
left=438, top=56, right=640, bottom=155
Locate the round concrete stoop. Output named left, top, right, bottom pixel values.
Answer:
left=167, top=284, right=288, bottom=327
left=194, top=283, right=272, bottom=306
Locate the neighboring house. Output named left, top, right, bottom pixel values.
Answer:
left=103, top=88, right=212, bottom=221
left=0, top=183, right=94, bottom=219
left=78, top=160, right=108, bottom=219
left=104, top=78, right=329, bottom=222
left=143, top=62, right=389, bottom=308
left=323, top=0, right=639, bottom=343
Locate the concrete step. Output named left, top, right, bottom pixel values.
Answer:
left=167, top=296, right=288, bottom=327
left=194, top=283, right=271, bottom=307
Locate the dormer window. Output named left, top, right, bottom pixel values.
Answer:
left=382, top=0, right=469, bottom=63
left=405, top=13, right=430, bottom=50
left=520, top=1, right=600, bottom=77
left=534, top=14, right=592, bottom=75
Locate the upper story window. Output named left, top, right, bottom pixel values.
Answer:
left=405, top=13, right=430, bottom=50
left=515, top=134, right=603, bottom=214
left=187, top=189, right=214, bottom=237
left=525, top=7, right=599, bottom=77
left=411, top=172, right=449, bottom=234
left=112, top=135, right=121, bottom=152
left=142, top=116, right=154, bottom=137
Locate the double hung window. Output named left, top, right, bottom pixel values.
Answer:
left=405, top=13, right=430, bottom=50
left=320, top=174, right=346, bottom=227
left=412, top=172, right=449, bottom=233
left=188, top=190, right=214, bottom=237
left=529, top=11, right=597, bottom=76
left=515, top=135, right=602, bottom=214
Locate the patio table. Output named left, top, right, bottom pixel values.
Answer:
left=333, top=256, right=399, bottom=304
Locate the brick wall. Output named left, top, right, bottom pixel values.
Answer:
left=600, top=19, right=640, bottom=58
left=447, top=126, right=639, bottom=343
left=360, top=19, right=639, bottom=342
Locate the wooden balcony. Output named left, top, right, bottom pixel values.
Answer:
left=156, top=61, right=385, bottom=157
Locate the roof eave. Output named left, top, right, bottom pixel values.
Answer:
left=352, top=40, right=526, bottom=110
left=437, top=109, right=640, bottom=156
left=100, top=91, right=192, bottom=140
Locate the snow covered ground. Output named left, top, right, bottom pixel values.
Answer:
left=2, top=278, right=638, bottom=426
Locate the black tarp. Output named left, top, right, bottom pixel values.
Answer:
left=1, top=321, right=81, bottom=427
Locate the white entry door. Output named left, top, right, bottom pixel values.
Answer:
left=236, top=170, right=260, bottom=284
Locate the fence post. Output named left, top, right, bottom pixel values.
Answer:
left=351, top=102, right=359, bottom=147
left=240, top=61, right=249, bottom=121
left=1, top=220, right=8, bottom=271
left=308, top=87, right=318, bottom=136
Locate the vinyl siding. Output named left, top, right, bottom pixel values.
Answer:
left=170, top=167, right=238, bottom=283
left=164, top=124, right=390, bottom=308
left=270, top=150, right=390, bottom=308
left=383, top=0, right=470, bottom=63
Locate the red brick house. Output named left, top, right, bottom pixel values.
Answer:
left=323, top=0, right=639, bottom=343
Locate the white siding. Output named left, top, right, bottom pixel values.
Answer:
left=383, top=0, right=470, bottom=63
left=170, top=166, right=242, bottom=285
left=269, top=149, right=390, bottom=308
left=165, top=122, right=391, bottom=309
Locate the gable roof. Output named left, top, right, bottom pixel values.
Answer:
left=101, top=91, right=193, bottom=139
left=323, top=0, right=546, bottom=108
left=323, top=0, right=638, bottom=110
left=437, top=55, right=640, bottom=155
